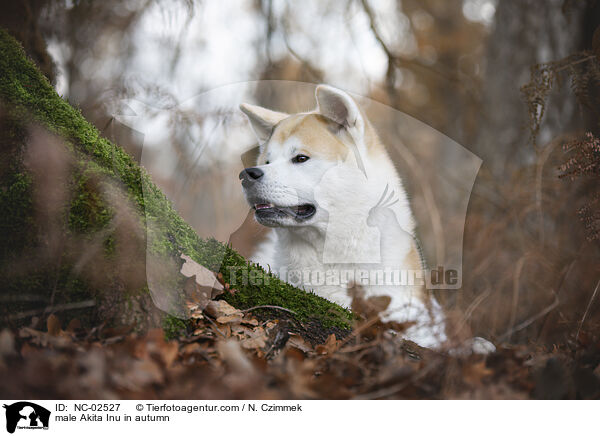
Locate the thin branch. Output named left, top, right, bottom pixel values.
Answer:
left=204, top=314, right=227, bottom=338
left=280, top=10, right=321, bottom=82
left=333, top=315, right=380, bottom=353
left=355, top=361, right=437, bottom=399
left=507, top=255, right=528, bottom=341
left=554, top=54, right=596, bottom=73
left=576, top=278, right=600, bottom=341
left=241, top=305, right=297, bottom=315
left=500, top=295, right=560, bottom=342
left=8, top=300, right=96, bottom=320
left=359, top=0, right=462, bottom=84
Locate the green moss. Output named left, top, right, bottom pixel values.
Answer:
left=217, top=242, right=353, bottom=327
left=162, top=315, right=190, bottom=340
left=0, top=29, right=353, bottom=330
left=68, top=171, right=112, bottom=233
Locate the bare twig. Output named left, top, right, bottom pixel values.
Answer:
left=204, top=314, right=227, bottom=338
left=507, top=255, right=528, bottom=341
left=8, top=300, right=96, bottom=320
left=500, top=295, right=560, bottom=342
left=0, top=294, right=48, bottom=303
left=359, top=0, right=462, bottom=85
left=554, top=54, right=595, bottom=73
left=333, top=315, right=380, bottom=353
left=241, top=305, right=298, bottom=315
left=281, top=28, right=321, bottom=82
left=355, top=361, right=438, bottom=399
left=576, top=278, right=600, bottom=341
left=537, top=258, right=577, bottom=341
left=339, top=338, right=382, bottom=353
left=453, top=287, right=493, bottom=336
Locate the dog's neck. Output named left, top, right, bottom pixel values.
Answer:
left=275, top=224, right=326, bottom=263
left=274, top=210, right=381, bottom=269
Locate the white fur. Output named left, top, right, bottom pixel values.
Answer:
left=240, top=85, right=447, bottom=348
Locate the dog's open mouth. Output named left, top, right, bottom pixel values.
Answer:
left=254, top=203, right=316, bottom=221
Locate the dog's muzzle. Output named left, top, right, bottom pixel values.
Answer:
left=238, top=167, right=316, bottom=224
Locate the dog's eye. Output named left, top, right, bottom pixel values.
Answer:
left=265, top=160, right=270, bottom=164
left=291, top=154, right=310, bottom=164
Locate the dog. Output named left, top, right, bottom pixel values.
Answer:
left=238, top=85, right=474, bottom=350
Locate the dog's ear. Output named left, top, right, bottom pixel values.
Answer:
left=316, top=85, right=369, bottom=177
left=316, top=85, right=365, bottom=141
left=240, top=103, right=287, bottom=143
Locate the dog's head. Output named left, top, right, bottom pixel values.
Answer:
left=239, top=85, right=382, bottom=228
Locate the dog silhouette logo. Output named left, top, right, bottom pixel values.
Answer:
left=3, top=402, right=50, bottom=433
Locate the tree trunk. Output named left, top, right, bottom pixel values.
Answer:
left=0, top=30, right=352, bottom=334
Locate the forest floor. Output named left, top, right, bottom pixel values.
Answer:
left=2, top=291, right=600, bottom=400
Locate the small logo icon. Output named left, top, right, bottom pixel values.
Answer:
left=3, top=402, right=50, bottom=434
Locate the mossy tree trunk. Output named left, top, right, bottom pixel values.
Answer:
left=0, top=29, right=352, bottom=334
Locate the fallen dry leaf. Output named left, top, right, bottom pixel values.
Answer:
left=66, top=318, right=82, bottom=333
left=216, top=314, right=244, bottom=324
left=316, top=334, right=339, bottom=355
left=184, top=276, right=212, bottom=312
left=160, top=341, right=179, bottom=368
left=180, top=254, right=223, bottom=291
left=462, top=360, right=494, bottom=386
left=205, top=300, right=243, bottom=320
left=288, top=335, right=313, bottom=353
left=47, top=314, right=61, bottom=336
left=241, top=317, right=259, bottom=326
left=240, top=327, right=268, bottom=350
left=181, top=342, right=203, bottom=357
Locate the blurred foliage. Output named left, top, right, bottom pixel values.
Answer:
left=559, top=132, right=600, bottom=241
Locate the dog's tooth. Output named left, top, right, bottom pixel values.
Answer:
left=255, top=203, right=274, bottom=210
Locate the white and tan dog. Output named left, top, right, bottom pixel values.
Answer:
left=238, top=85, right=447, bottom=348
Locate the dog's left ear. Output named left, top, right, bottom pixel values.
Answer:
left=240, top=103, right=288, bottom=143
left=316, top=85, right=365, bottom=143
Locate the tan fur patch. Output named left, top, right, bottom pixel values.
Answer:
left=259, top=113, right=348, bottom=162
left=404, top=243, right=427, bottom=302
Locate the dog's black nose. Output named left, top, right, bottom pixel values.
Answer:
left=239, top=167, right=264, bottom=181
